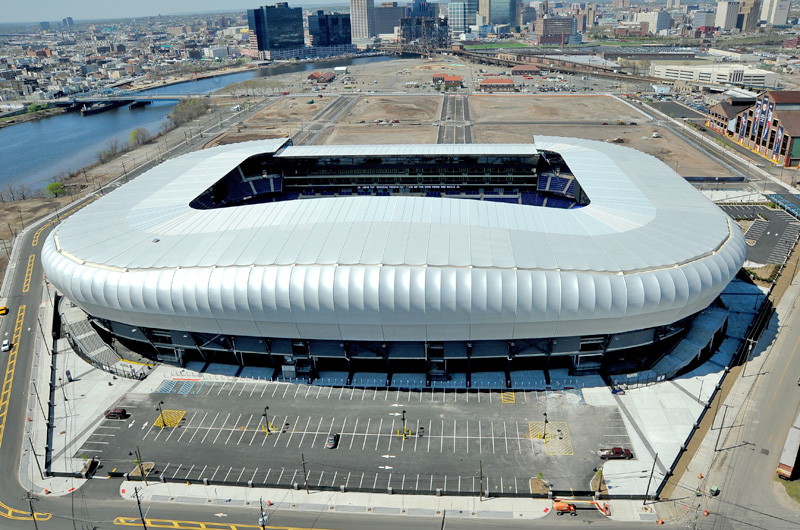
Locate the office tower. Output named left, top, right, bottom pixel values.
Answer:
left=761, top=0, right=789, bottom=25
left=375, top=2, right=407, bottom=34
left=350, top=0, right=376, bottom=39
left=308, top=11, right=352, bottom=46
left=247, top=3, right=304, bottom=56
left=715, top=1, right=740, bottom=29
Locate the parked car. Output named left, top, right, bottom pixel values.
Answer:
left=0, top=306, right=8, bottom=315
left=325, top=433, right=340, bottom=449
left=598, top=447, right=633, bottom=459
left=103, top=408, right=127, bottom=419
left=1, top=340, right=10, bottom=352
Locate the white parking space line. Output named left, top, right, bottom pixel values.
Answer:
left=282, top=386, right=290, bottom=398
left=375, top=418, right=383, bottom=450
left=453, top=421, right=457, bottom=453
left=217, top=383, right=225, bottom=396
left=413, top=420, right=420, bottom=452
left=293, top=386, right=300, bottom=398
left=362, top=419, right=370, bottom=451
left=260, top=384, right=268, bottom=398
left=249, top=418, right=261, bottom=446
left=172, top=464, right=183, bottom=480
left=516, top=422, right=522, bottom=453
left=328, top=387, right=333, bottom=399
left=201, top=412, right=220, bottom=444
left=349, top=419, right=358, bottom=450
left=272, top=384, right=280, bottom=398
left=297, top=417, right=312, bottom=447
left=338, top=388, right=344, bottom=400
left=225, top=413, right=242, bottom=444
left=237, top=414, right=254, bottom=445
left=211, top=413, right=228, bottom=444
left=440, top=420, right=444, bottom=452
left=188, top=412, right=208, bottom=444
left=176, top=412, right=197, bottom=443
left=311, top=416, right=324, bottom=447
left=427, top=420, right=432, bottom=452
left=210, top=466, right=220, bottom=481
left=249, top=385, right=257, bottom=397
left=504, top=422, right=508, bottom=454
left=305, top=386, right=311, bottom=399
left=316, top=387, right=322, bottom=399
left=228, top=383, right=236, bottom=396
left=184, top=465, right=195, bottom=480
left=83, top=441, right=109, bottom=444
left=267, top=415, right=289, bottom=447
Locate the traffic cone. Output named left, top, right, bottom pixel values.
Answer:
left=704, top=510, right=709, bottom=517
left=267, top=500, right=273, bottom=506
left=657, top=518, right=663, bottom=525
left=698, top=473, right=703, bottom=479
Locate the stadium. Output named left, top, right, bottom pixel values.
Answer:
left=42, top=137, right=746, bottom=386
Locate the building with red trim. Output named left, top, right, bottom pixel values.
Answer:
left=724, top=91, right=800, bottom=167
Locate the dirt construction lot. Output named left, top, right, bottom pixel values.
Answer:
left=470, top=94, right=642, bottom=123
left=470, top=95, right=728, bottom=179
left=345, top=96, right=442, bottom=123
left=317, top=124, right=438, bottom=145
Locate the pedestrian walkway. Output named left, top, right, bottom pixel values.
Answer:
left=15, top=276, right=766, bottom=524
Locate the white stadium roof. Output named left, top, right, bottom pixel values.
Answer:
left=42, top=137, right=745, bottom=342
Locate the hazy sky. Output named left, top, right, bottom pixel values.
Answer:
left=6, top=0, right=344, bottom=23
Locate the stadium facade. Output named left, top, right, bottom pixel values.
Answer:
left=42, top=137, right=746, bottom=382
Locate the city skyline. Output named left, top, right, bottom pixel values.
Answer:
left=4, top=0, right=348, bottom=24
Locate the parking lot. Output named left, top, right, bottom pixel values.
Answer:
left=77, top=380, right=632, bottom=495
left=722, top=204, right=800, bottom=264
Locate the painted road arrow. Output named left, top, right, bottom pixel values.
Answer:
left=378, top=466, right=393, bottom=470
left=214, top=513, right=227, bottom=517
left=381, top=455, right=396, bottom=459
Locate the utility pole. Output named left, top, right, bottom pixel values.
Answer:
left=134, top=487, right=148, bottom=530
left=479, top=460, right=483, bottom=502
left=643, top=453, right=658, bottom=505
left=135, top=446, right=149, bottom=486
left=259, top=497, right=268, bottom=529
left=29, top=438, right=45, bottom=480
left=26, top=492, right=39, bottom=530
left=301, top=453, right=309, bottom=494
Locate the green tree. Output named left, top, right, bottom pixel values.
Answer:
left=129, top=127, right=151, bottom=146
left=46, top=182, right=65, bottom=198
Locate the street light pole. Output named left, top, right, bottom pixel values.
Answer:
left=262, top=405, right=270, bottom=435
left=156, top=400, right=166, bottom=430
left=543, top=412, right=548, bottom=445
left=58, top=377, right=67, bottom=401
left=402, top=409, right=407, bottom=439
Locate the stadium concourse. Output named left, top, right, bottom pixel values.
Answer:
left=42, top=137, right=745, bottom=389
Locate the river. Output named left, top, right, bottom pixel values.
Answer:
left=0, top=55, right=396, bottom=191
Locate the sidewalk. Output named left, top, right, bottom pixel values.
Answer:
left=15, top=278, right=763, bottom=523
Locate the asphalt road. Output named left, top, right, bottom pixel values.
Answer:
left=437, top=94, right=471, bottom=144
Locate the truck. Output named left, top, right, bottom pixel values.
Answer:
left=598, top=447, right=633, bottom=459
left=553, top=499, right=611, bottom=516
left=778, top=411, right=800, bottom=479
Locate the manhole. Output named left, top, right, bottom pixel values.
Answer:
left=761, top=448, right=770, bottom=456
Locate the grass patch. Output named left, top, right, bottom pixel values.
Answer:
left=778, top=476, right=800, bottom=503
left=465, top=42, right=530, bottom=50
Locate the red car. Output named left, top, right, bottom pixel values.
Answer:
left=598, top=447, right=633, bottom=459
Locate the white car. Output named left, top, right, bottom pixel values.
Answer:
left=1, top=340, right=10, bottom=352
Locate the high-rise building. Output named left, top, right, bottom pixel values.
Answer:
left=693, top=10, right=715, bottom=27
left=534, top=14, right=573, bottom=44
left=62, top=17, right=74, bottom=27
left=634, top=11, right=671, bottom=34
left=374, top=2, right=406, bottom=34
left=611, top=0, right=630, bottom=8
left=586, top=4, right=597, bottom=27
left=490, top=0, right=519, bottom=25
left=247, top=3, right=304, bottom=57
left=715, top=0, right=740, bottom=29
left=40, top=21, right=51, bottom=30
left=479, top=0, right=492, bottom=22
left=738, top=0, right=761, bottom=31
left=449, top=2, right=467, bottom=34
left=761, top=0, right=789, bottom=25
left=350, top=0, right=376, bottom=39
left=308, top=11, right=351, bottom=46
